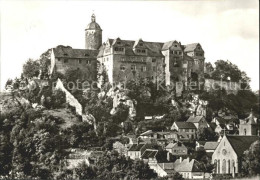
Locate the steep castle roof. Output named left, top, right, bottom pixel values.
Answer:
left=52, top=47, right=98, bottom=58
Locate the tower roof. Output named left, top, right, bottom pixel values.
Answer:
left=86, top=14, right=102, bottom=30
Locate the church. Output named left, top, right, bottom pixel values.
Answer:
left=50, top=14, right=205, bottom=86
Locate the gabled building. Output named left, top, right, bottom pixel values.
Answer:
left=239, top=111, right=260, bottom=136
left=212, top=134, right=259, bottom=176
left=171, top=122, right=197, bottom=139
left=152, top=157, right=205, bottom=178
left=187, top=115, right=209, bottom=129
left=165, top=142, right=188, bottom=155
left=127, top=143, right=151, bottom=160
left=204, top=141, right=219, bottom=153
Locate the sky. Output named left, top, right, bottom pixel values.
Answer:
left=0, top=0, right=259, bottom=90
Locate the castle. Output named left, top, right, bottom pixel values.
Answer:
left=50, top=14, right=205, bottom=86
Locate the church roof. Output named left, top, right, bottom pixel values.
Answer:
left=53, top=47, right=98, bottom=59
left=226, top=135, right=260, bottom=156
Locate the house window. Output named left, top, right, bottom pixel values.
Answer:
left=57, top=58, right=60, bottom=61
left=64, top=59, right=68, bottom=63
left=175, top=51, right=178, bottom=55
left=141, top=66, right=147, bottom=72
left=120, top=65, right=126, bottom=71
left=78, top=59, right=82, bottom=64
left=131, top=65, right=136, bottom=70
left=86, top=60, right=91, bottom=64
left=152, top=66, right=156, bottom=71
left=152, top=58, right=156, bottom=63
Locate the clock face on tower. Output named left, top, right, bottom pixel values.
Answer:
left=222, top=149, right=227, bottom=155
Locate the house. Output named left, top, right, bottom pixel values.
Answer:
left=165, top=142, right=188, bottom=155
left=204, top=141, right=219, bottom=153
left=212, top=134, right=259, bottom=177
left=171, top=122, right=197, bottom=140
left=195, top=141, right=206, bottom=151
left=187, top=115, right=209, bottom=129
left=127, top=143, right=151, bottom=160
left=239, top=111, right=260, bottom=136
left=141, top=149, right=159, bottom=164
left=152, top=157, right=205, bottom=178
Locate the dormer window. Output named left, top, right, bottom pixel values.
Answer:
left=114, top=47, right=124, bottom=52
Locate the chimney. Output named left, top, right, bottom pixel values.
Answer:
left=179, top=157, right=182, bottom=163
left=167, top=152, right=170, bottom=161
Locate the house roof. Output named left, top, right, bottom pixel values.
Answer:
left=158, top=158, right=203, bottom=173
left=165, top=142, right=186, bottom=149
left=175, top=122, right=196, bottom=129
left=196, top=141, right=207, bottom=146
left=128, top=144, right=146, bottom=151
left=141, top=149, right=158, bottom=159
left=53, top=47, right=98, bottom=59
left=187, top=116, right=204, bottom=123
left=209, top=123, right=217, bottom=130
left=204, top=142, right=219, bottom=150
left=140, top=130, right=153, bottom=136
left=226, top=135, right=260, bottom=156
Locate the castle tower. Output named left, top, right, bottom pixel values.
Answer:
left=85, top=14, right=102, bottom=50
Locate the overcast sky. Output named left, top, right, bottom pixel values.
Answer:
left=0, top=0, right=259, bottom=90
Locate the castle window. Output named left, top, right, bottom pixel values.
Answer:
left=152, top=66, right=156, bottom=72
left=175, top=51, right=178, bottom=55
left=114, top=47, right=124, bottom=52
left=179, top=51, right=182, bottom=55
left=64, top=53, right=68, bottom=56
left=141, top=49, right=145, bottom=53
left=78, top=59, right=82, bottom=64
left=152, top=58, right=156, bottom=63
left=117, top=41, right=121, bottom=45
left=174, top=44, right=177, bottom=47
left=120, top=65, right=126, bottom=71
left=84, top=53, right=89, bottom=56
left=64, top=59, right=68, bottom=63
left=57, top=58, right=60, bottom=61
left=131, top=65, right=136, bottom=71
left=86, top=60, right=91, bottom=64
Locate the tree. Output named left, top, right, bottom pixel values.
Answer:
left=22, top=59, right=40, bottom=79
left=37, top=48, right=51, bottom=79
left=74, top=161, right=96, bottom=179
left=241, top=140, right=260, bottom=177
